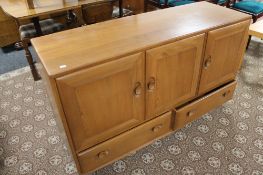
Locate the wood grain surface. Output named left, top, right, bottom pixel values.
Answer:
left=31, top=2, right=251, bottom=78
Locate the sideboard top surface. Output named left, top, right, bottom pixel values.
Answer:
left=31, top=2, right=250, bottom=77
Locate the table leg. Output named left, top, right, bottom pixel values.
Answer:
left=67, top=10, right=77, bottom=27
left=31, top=17, right=43, bottom=36
left=119, top=0, right=123, bottom=17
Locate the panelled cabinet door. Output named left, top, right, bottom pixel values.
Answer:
left=56, top=53, right=145, bottom=152
left=198, top=20, right=250, bottom=95
left=146, top=34, right=205, bottom=118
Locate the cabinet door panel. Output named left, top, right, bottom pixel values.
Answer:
left=198, top=20, right=250, bottom=95
left=56, top=53, right=145, bottom=152
left=146, top=34, right=205, bottom=118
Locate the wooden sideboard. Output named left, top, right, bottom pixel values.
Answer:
left=31, top=2, right=250, bottom=174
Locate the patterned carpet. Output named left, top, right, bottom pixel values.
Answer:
left=0, top=38, right=263, bottom=175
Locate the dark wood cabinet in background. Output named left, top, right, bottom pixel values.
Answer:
left=123, top=0, right=144, bottom=14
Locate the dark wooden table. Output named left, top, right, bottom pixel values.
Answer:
left=0, top=0, right=123, bottom=36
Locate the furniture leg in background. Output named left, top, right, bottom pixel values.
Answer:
left=22, top=39, right=41, bottom=80
left=66, top=10, right=78, bottom=28
left=31, top=17, right=43, bottom=36
left=22, top=17, right=42, bottom=80
left=119, top=0, right=123, bottom=17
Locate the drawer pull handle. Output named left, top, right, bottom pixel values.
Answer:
left=222, top=90, right=231, bottom=97
left=148, top=77, right=156, bottom=91
left=152, top=124, right=163, bottom=132
left=204, top=56, right=212, bottom=69
left=134, top=82, right=142, bottom=96
left=98, top=150, right=109, bottom=159
left=187, top=110, right=195, bottom=117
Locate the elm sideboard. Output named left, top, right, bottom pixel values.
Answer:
left=31, top=2, right=251, bottom=174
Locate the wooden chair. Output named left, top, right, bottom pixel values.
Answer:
left=227, top=0, right=263, bottom=23
left=226, top=0, right=263, bottom=48
left=1, top=5, right=64, bottom=80
left=144, top=0, right=195, bottom=11
left=19, top=19, right=64, bottom=80
left=0, top=6, right=20, bottom=47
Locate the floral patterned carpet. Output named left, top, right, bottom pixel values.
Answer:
left=0, top=38, right=263, bottom=175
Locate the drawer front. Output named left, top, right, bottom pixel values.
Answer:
left=78, top=112, right=173, bottom=173
left=174, top=81, right=237, bottom=130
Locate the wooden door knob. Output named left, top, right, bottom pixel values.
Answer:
left=152, top=124, right=163, bottom=132
left=147, top=77, right=156, bottom=91
left=98, top=150, right=109, bottom=159
left=204, top=56, right=212, bottom=69
left=134, top=82, right=142, bottom=96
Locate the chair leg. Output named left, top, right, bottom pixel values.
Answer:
left=66, top=10, right=78, bottom=28
left=22, top=40, right=41, bottom=81
left=246, top=35, right=251, bottom=50
left=252, top=16, right=258, bottom=23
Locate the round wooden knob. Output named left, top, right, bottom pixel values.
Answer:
left=152, top=124, right=163, bottom=132
left=98, top=150, right=109, bottom=159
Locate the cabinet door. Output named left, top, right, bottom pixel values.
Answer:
left=56, top=53, right=145, bottom=152
left=198, top=20, right=250, bottom=95
left=146, top=34, right=205, bottom=118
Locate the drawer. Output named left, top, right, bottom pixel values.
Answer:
left=77, top=111, right=173, bottom=173
left=174, top=81, right=237, bottom=130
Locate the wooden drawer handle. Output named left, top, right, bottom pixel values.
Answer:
left=98, top=150, right=109, bottom=159
left=134, top=82, right=142, bottom=96
left=204, top=56, right=212, bottom=69
left=147, top=77, right=156, bottom=91
left=222, top=90, right=231, bottom=97
left=186, top=110, right=195, bottom=117
left=152, top=124, right=163, bottom=132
